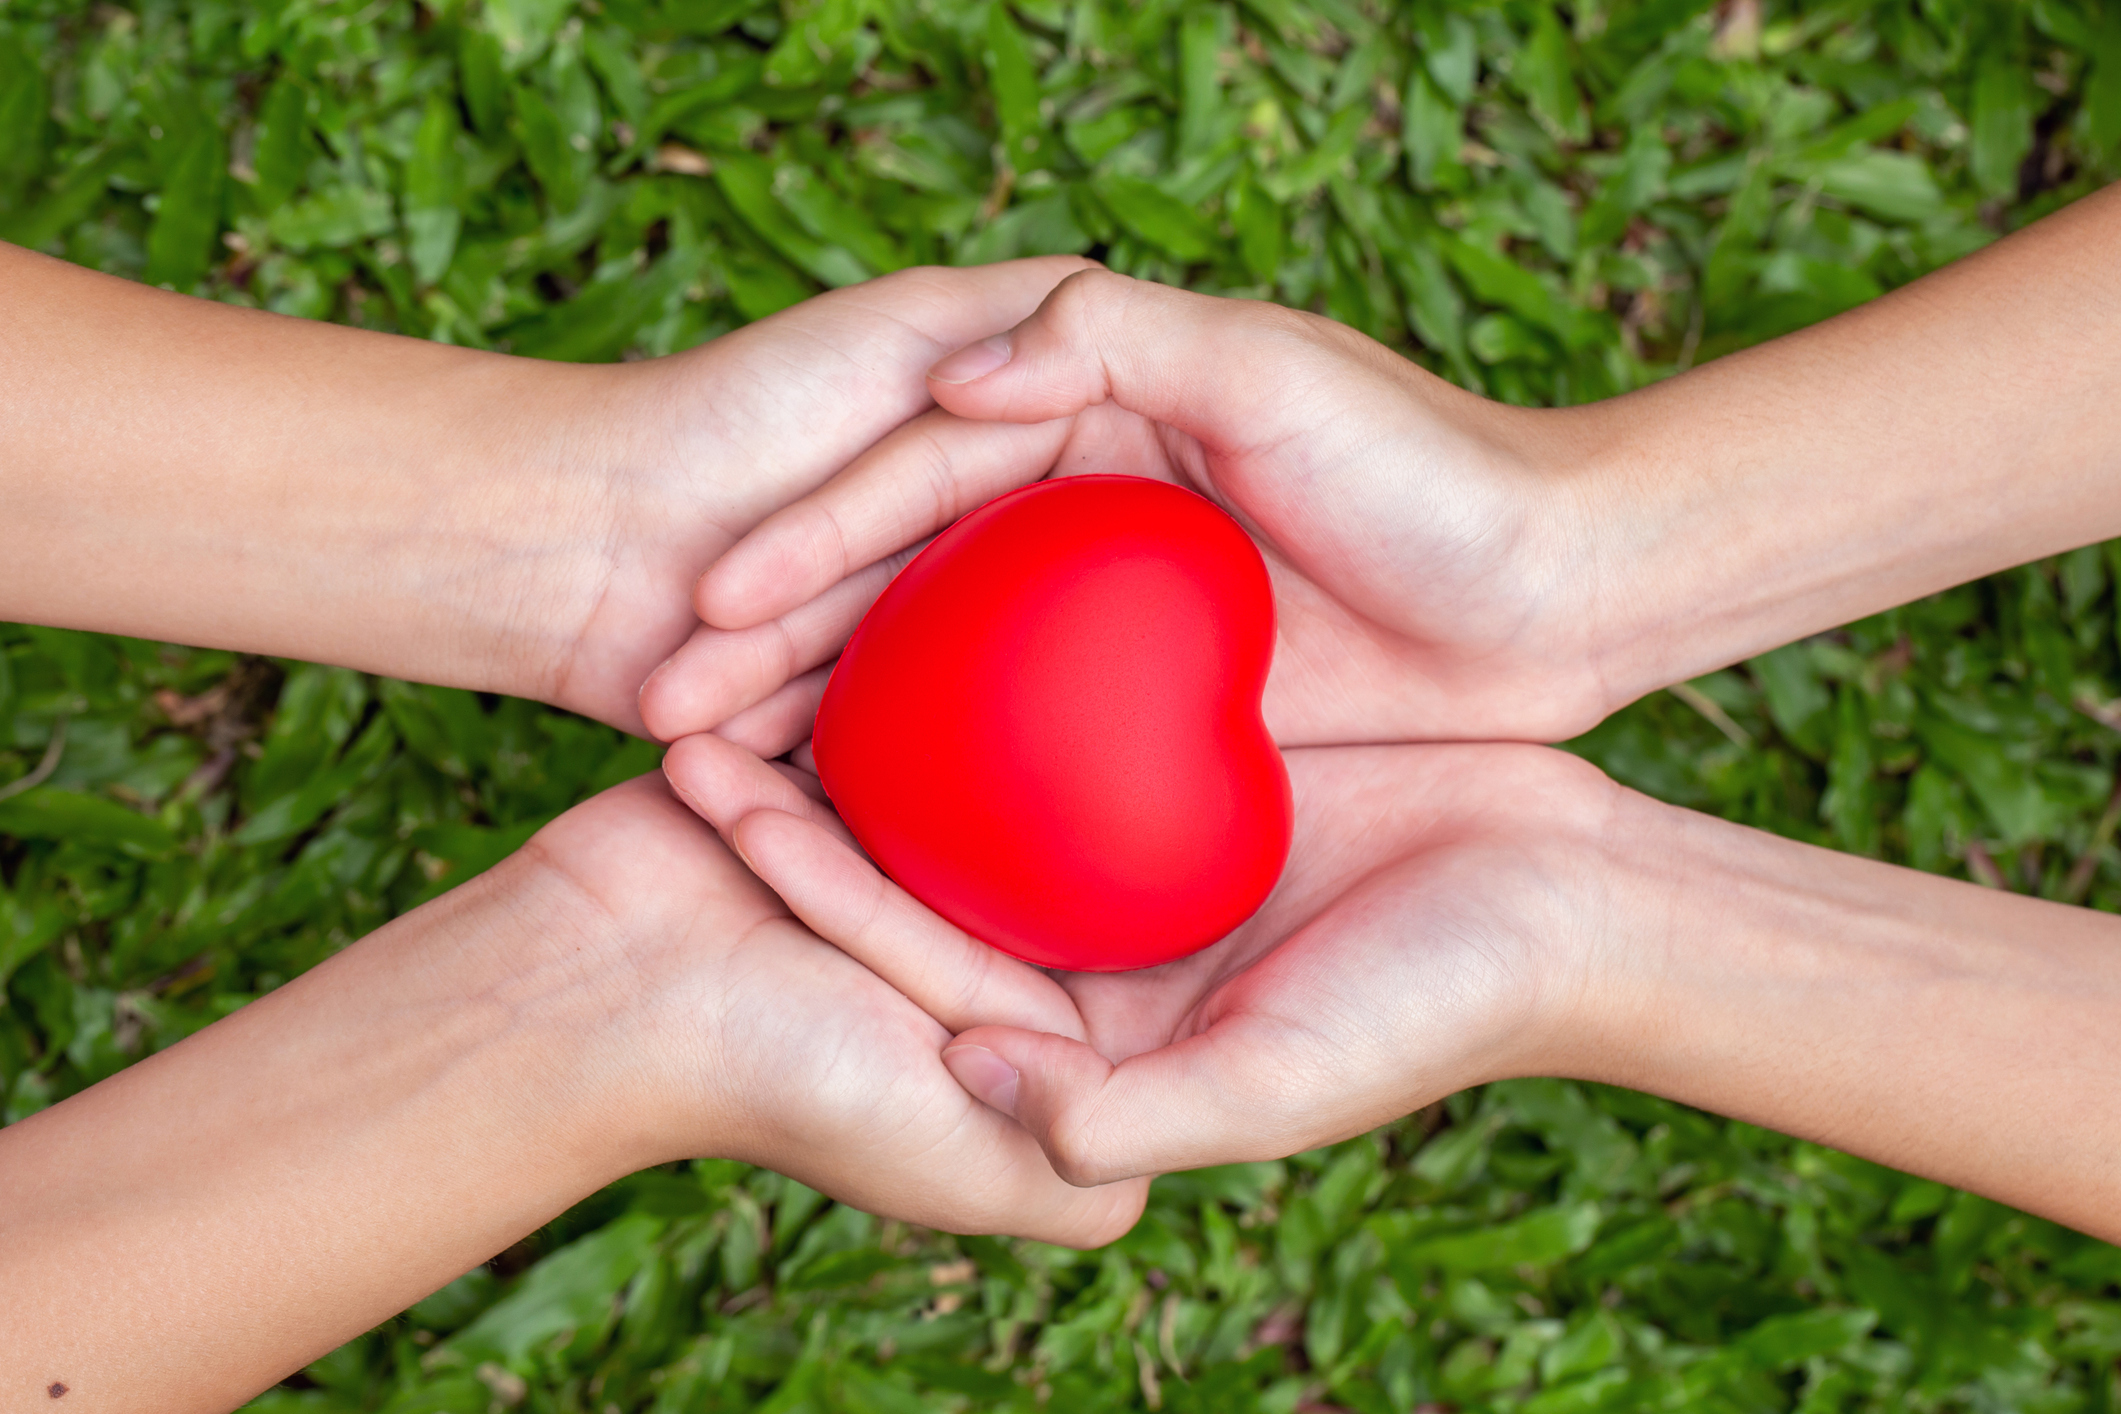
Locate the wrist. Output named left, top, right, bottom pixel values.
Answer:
left=427, top=833, right=729, bottom=1177
left=0, top=831, right=663, bottom=1404
left=420, top=354, right=645, bottom=715
left=1528, top=779, right=1696, bottom=1084
left=1538, top=387, right=1752, bottom=715
left=1543, top=788, right=2121, bottom=1237
left=311, top=841, right=669, bottom=1189
left=1487, top=398, right=1639, bottom=737
left=1387, top=743, right=1639, bottom=1091
left=471, top=345, right=765, bottom=735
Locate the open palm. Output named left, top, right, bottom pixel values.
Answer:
left=661, top=733, right=1612, bottom=1183
left=523, top=772, right=1145, bottom=1237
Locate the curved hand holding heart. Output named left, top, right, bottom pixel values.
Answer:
left=665, top=734, right=2121, bottom=1245
left=669, top=190, right=2121, bottom=756
left=663, top=733, right=1603, bottom=1181
left=812, top=475, right=1290, bottom=972
left=0, top=770, right=1148, bottom=1407
left=651, top=270, right=1616, bottom=749
left=575, top=257, right=1099, bottom=746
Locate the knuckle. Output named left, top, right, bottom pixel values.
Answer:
left=1249, top=298, right=1337, bottom=354
left=1042, top=1105, right=1115, bottom=1188
left=804, top=498, right=855, bottom=585
left=1045, top=267, right=1127, bottom=329
left=1085, top=1190, right=1147, bottom=1247
left=762, top=615, right=802, bottom=676
left=913, top=427, right=963, bottom=521
left=867, top=263, right=949, bottom=296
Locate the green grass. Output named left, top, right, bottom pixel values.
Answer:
left=5, top=0, right=2121, bottom=1408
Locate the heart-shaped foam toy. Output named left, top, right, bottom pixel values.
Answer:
left=812, top=474, right=1292, bottom=972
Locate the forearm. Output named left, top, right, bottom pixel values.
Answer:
left=0, top=242, right=622, bottom=703
left=1564, top=181, right=2121, bottom=703
left=0, top=853, right=648, bottom=1412
left=1571, top=791, right=2121, bottom=1240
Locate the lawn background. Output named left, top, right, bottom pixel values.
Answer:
left=5, top=0, right=2121, bottom=1408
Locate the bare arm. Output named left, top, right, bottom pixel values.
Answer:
left=664, top=182, right=2121, bottom=747
left=1567, top=782, right=2121, bottom=1236
left=0, top=241, right=623, bottom=711
left=0, top=776, right=1139, bottom=1413
left=1571, top=179, right=2121, bottom=708
left=662, top=737, right=2121, bottom=1244
left=0, top=243, right=1091, bottom=737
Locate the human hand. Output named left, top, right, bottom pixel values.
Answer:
left=661, top=732, right=1614, bottom=1180
left=663, top=187, right=2121, bottom=751
left=665, top=728, right=2121, bottom=1243
left=0, top=770, right=1140, bottom=1410
left=515, top=772, right=1147, bottom=1234
left=0, top=245, right=1094, bottom=743
left=647, top=270, right=1617, bottom=748
left=528, top=257, right=1098, bottom=743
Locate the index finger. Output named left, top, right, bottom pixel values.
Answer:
left=733, top=806, right=1088, bottom=1044
left=696, top=409, right=1075, bottom=631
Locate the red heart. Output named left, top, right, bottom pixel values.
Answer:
left=813, top=475, right=1292, bottom=972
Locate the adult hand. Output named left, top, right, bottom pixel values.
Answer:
left=0, top=772, right=1141, bottom=1412
left=652, top=270, right=1608, bottom=747
left=664, top=732, right=2121, bottom=1245
left=0, top=242, right=1089, bottom=744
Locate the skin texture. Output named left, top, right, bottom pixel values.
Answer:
left=0, top=245, right=1146, bottom=1409
left=8, top=181, right=2121, bottom=1400
left=657, top=182, right=2121, bottom=748
left=0, top=241, right=1094, bottom=743
left=652, top=181, right=2121, bottom=1242
left=0, top=777, right=1144, bottom=1412
left=665, top=735, right=2121, bottom=1246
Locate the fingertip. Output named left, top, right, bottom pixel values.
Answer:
left=729, top=805, right=816, bottom=879
left=636, top=624, right=727, bottom=744
left=694, top=546, right=770, bottom=632
left=1087, top=1178, right=1152, bottom=1247
left=942, top=1043, right=1020, bottom=1118
left=636, top=656, right=680, bottom=744
left=729, top=803, right=801, bottom=861
left=926, top=332, right=1014, bottom=387
left=1033, top=1175, right=1148, bottom=1251
left=661, top=733, right=770, bottom=835
left=658, top=741, right=712, bottom=824
left=657, top=730, right=717, bottom=793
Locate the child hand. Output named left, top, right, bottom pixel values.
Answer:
left=661, top=733, right=1606, bottom=1180
left=0, top=772, right=1143, bottom=1409
left=652, top=270, right=1614, bottom=748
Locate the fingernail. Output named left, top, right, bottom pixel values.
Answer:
left=927, top=334, right=1013, bottom=385
left=638, top=653, right=677, bottom=710
left=663, top=765, right=704, bottom=815
left=943, top=1044, right=1019, bottom=1117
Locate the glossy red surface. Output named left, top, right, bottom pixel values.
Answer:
left=813, top=474, right=1292, bottom=972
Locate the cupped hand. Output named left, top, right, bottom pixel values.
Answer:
left=660, top=732, right=1619, bottom=1184
left=647, top=270, right=1620, bottom=748
left=518, top=770, right=1145, bottom=1239
left=519, top=256, right=1095, bottom=743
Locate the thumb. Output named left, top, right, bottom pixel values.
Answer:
left=924, top=269, right=1363, bottom=448
left=942, top=1016, right=1355, bottom=1187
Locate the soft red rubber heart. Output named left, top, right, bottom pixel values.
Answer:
left=813, top=474, right=1292, bottom=972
